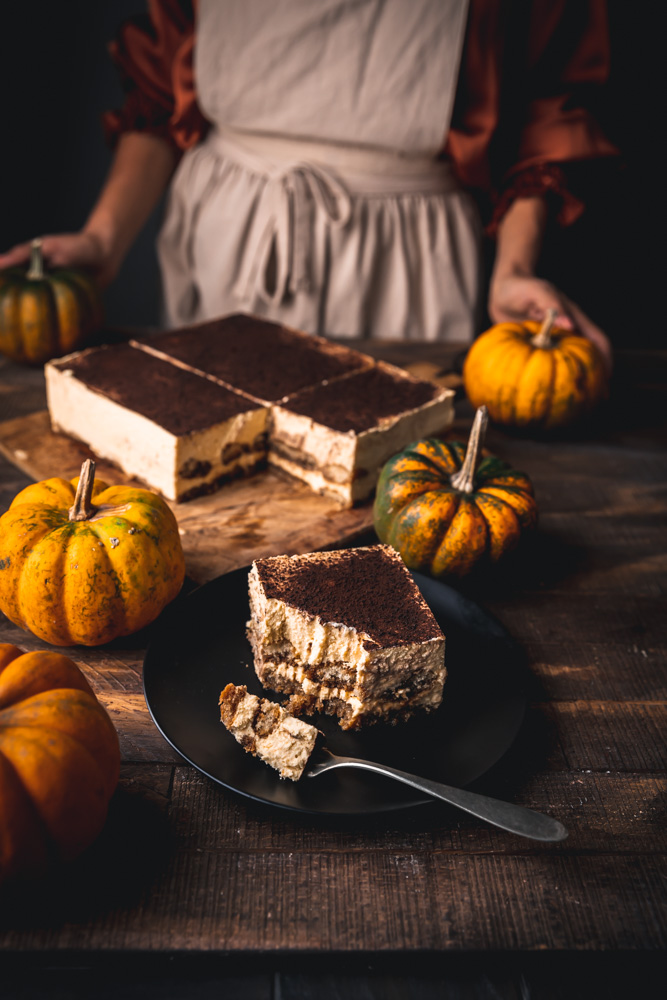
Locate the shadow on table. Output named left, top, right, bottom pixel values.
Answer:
left=351, top=521, right=588, bottom=607
left=0, top=779, right=171, bottom=928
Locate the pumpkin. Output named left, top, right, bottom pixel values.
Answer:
left=0, top=643, right=120, bottom=885
left=0, top=238, right=102, bottom=365
left=373, top=406, right=537, bottom=578
left=0, top=459, right=186, bottom=646
left=463, top=310, right=608, bottom=429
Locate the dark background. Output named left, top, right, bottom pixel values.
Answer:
left=0, top=1, right=659, bottom=345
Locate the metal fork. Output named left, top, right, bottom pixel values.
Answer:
left=308, top=750, right=568, bottom=842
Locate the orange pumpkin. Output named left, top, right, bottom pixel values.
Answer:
left=0, top=459, right=186, bottom=646
left=0, top=239, right=102, bottom=365
left=373, top=407, right=537, bottom=578
left=0, top=643, right=120, bottom=885
left=463, top=310, right=608, bottom=429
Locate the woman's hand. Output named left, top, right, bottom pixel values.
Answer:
left=0, top=232, right=117, bottom=287
left=489, top=273, right=613, bottom=374
left=491, top=195, right=613, bottom=374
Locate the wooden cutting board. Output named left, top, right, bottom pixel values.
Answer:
left=0, top=410, right=375, bottom=584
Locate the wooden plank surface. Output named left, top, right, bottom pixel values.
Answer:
left=1, top=347, right=666, bottom=968
left=0, top=409, right=374, bottom=584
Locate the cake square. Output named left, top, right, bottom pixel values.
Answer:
left=45, top=314, right=453, bottom=508
left=268, top=363, right=454, bottom=504
left=46, top=344, right=269, bottom=502
left=219, top=683, right=318, bottom=780
left=247, top=544, right=446, bottom=730
left=131, top=313, right=373, bottom=403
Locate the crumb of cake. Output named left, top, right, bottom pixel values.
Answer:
left=219, top=683, right=318, bottom=780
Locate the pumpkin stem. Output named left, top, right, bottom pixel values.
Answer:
left=531, top=308, right=558, bottom=349
left=26, top=239, right=45, bottom=281
left=450, top=406, right=488, bottom=494
left=69, top=459, right=97, bottom=521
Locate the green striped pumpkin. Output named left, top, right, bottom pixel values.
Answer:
left=0, top=239, right=102, bottom=365
left=373, top=409, right=538, bottom=578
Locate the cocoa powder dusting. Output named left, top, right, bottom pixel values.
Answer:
left=135, top=314, right=368, bottom=402
left=55, top=345, right=260, bottom=435
left=255, top=545, right=443, bottom=648
left=282, top=365, right=440, bottom=433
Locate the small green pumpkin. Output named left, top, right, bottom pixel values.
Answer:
left=0, top=239, right=102, bottom=365
left=373, top=407, right=538, bottom=577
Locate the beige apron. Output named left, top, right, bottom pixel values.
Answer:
left=158, top=0, right=480, bottom=341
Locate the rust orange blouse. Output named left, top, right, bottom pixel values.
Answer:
left=103, top=0, right=618, bottom=230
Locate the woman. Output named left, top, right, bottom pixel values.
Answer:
left=0, top=0, right=616, bottom=363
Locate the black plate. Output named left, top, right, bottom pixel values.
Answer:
left=143, top=567, right=526, bottom=815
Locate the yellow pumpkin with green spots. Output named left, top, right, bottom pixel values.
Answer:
left=0, top=460, right=185, bottom=645
left=373, top=407, right=537, bottom=578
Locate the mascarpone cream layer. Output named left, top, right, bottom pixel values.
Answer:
left=173, top=407, right=268, bottom=499
left=46, top=363, right=268, bottom=501
left=268, top=390, right=454, bottom=505
left=261, top=660, right=445, bottom=725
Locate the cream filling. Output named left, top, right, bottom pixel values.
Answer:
left=264, top=660, right=366, bottom=717
left=254, top=634, right=446, bottom=699
left=174, top=406, right=268, bottom=498
left=263, top=661, right=444, bottom=722
left=46, top=362, right=268, bottom=502
left=267, top=389, right=454, bottom=505
left=268, top=409, right=357, bottom=478
left=267, top=454, right=371, bottom=505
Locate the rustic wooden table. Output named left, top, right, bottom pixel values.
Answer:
left=0, top=343, right=665, bottom=1000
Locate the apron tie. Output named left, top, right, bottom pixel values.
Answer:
left=203, top=125, right=464, bottom=327
left=233, top=160, right=352, bottom=307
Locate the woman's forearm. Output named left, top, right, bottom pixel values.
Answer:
left=491, top=196, right=547, bottom=284
left=83, top=132, right=178, bottom=276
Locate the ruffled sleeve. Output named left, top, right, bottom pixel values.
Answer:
left=447, top=0, right=619, bottom=232
left=103, top=0, right=207, bottom=154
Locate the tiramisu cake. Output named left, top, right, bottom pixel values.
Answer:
left=269, top=363, right=453, bottom=504
left=247, top=545, right=446, bottom=730
left=46, top=314, right=454, bottom=505
left=45, top=344, right=268, bottom=502
left=219, top=683, right=318, bottom=780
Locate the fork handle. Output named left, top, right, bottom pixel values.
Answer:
left=319, top=756, right=568, bottom=842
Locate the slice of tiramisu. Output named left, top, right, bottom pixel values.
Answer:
left=219, top=683, right=319, bottom=780
left=247, top=545, right=446, bottom=731
left=268, top=363, right=454, bottom=505
left=131, top=313, right=373, bottom=403
left=46, top=344, right=268, bottom=502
